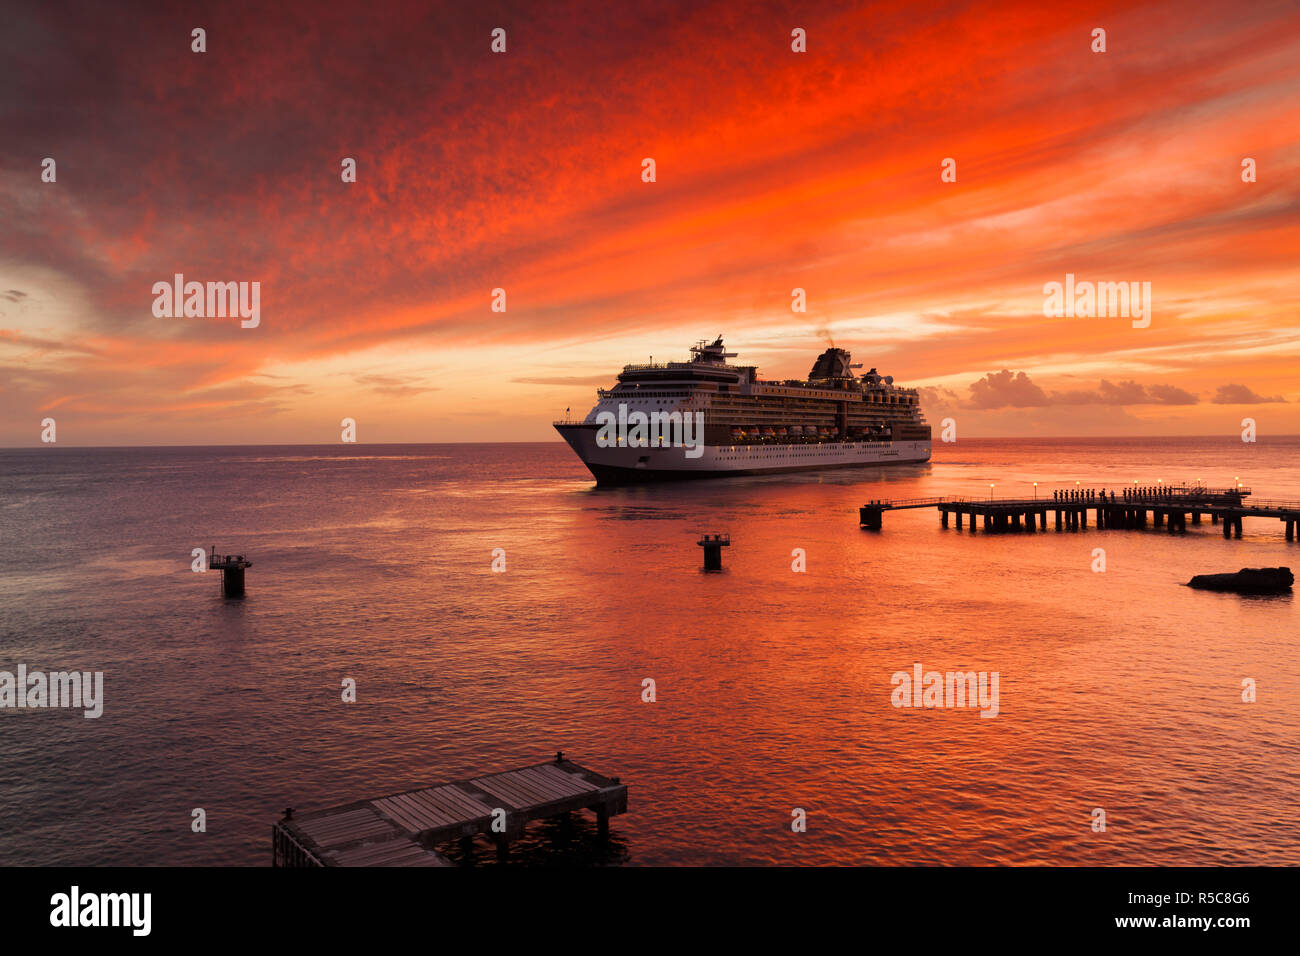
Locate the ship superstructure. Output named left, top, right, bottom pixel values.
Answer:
left=554, top=337, right=932, bottom=484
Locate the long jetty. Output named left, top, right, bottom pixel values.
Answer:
left=860, top=485, right=1300, bottom=540
left=272, top=753, right=628, bottom=867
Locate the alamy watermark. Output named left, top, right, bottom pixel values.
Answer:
left=595, top=404, right=705, bottom=458
left=890, top=663, right=999, bottom=718
left=0, top=665, right=103, bottom=718
left=50, top=886, right=150, bottom=936
left=152, top=273, right=260, bottom=328
left=1043, top=273, right=1151, bottom=328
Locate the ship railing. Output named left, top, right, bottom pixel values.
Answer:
left=621, top=361, right=704, bottom=372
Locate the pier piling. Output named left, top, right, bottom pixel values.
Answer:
left=697, top=532, right=731, bottom=570
left=209, top=547, right=252, bottom=598
left=859, top=503, right=885, bottom=530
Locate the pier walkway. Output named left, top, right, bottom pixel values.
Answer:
left=860, top=486, right=1300, bottom=540
left=272, top=754, right=628, bottom=867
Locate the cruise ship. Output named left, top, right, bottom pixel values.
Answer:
left=554, top=337, right=932, bottom=484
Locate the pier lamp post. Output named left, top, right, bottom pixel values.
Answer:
left=989, top=483, right=994, bottom=501
left=1033, top=481, right=1038, bottom=500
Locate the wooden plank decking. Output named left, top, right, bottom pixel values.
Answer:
left=272, top=754, right=628, bottom=867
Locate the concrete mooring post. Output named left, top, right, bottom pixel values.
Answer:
left=859, top=504, right=884, bottom=530
left=209, top=547, right=253, bottom=598
left=697, top=533, right=731, bottom=571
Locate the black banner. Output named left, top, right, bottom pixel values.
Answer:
left=1, top=866, right=1280, bottom=943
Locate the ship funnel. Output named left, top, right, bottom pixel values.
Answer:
left=808, top=347, right=857, bottom=381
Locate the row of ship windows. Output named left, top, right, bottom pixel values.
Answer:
left=713, top=397, right=915, bottom=406
left=604, top=404, right=914, bottom=414
left=714, top=446, right=883, bottom=460
left=598, top=403, right=916, bottom=419
left=602, top=399, right=693, bottom=406
left=714, top=416, right=913, bottom=423
left=608, top=393, right=915, bottom=404
left=606, top=392, right=689, bottom=399
left=619, top=441, right=887, bottom=452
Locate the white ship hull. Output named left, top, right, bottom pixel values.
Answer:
left=555, top=423, right=931, bottom=485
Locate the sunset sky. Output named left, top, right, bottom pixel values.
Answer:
left=2, top=0, right=1298, bottom=445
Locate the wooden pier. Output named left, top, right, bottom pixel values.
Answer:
left=860, top=485, right=1300, bottom=541
left=272, top=754, right=628, bottom=867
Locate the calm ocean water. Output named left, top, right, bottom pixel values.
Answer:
left=1, top=437, right=1297, bottom=866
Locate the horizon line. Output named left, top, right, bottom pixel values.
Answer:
left=4, top=434, right=1298, bottom=451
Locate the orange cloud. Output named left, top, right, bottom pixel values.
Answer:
left=1, top=0, right=1298, bottom=442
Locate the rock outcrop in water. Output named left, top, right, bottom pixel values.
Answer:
left=1186, top=567, right=1293, bottom=594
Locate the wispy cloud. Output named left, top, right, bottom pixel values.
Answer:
left=353, top=373, right=440, bottom=398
